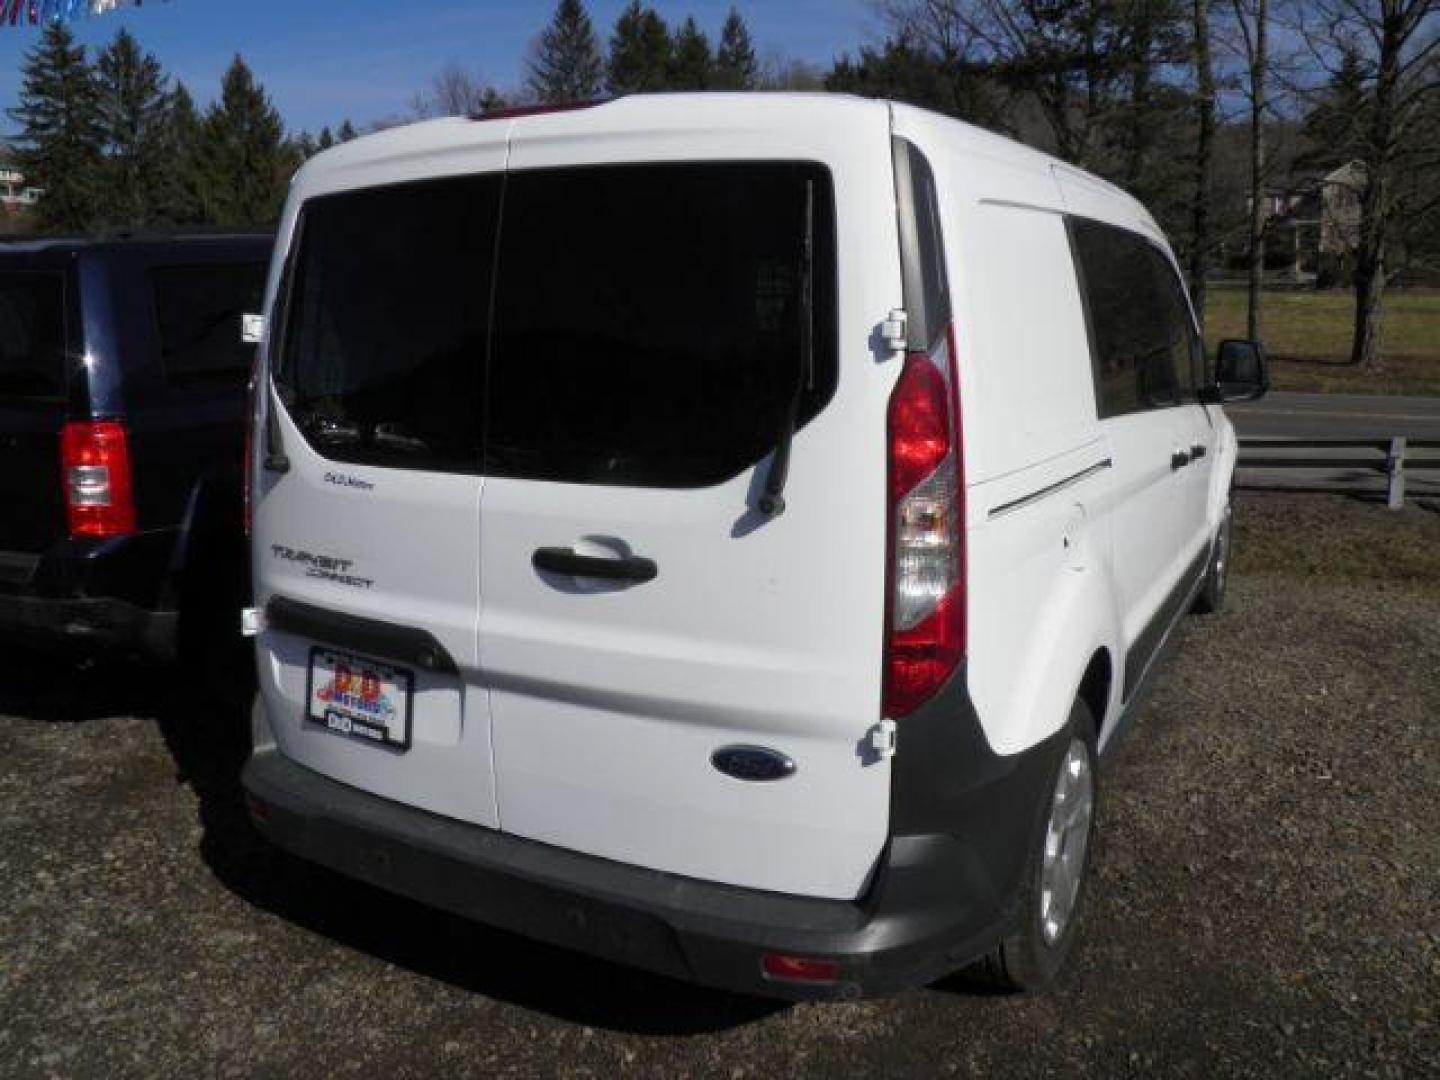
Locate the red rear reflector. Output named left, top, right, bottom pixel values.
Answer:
left=244, top=793, right=269, bottom=823
left=762, top=953, right=840, bottom=984
left=61, top=421, right=137, bottom=538
left=469, top=100, right=609, bottom=122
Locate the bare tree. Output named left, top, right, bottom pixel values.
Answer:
left=410, top=62, right=504, bottom=119
left=1298, top=0, right=1439, bottom=367
left=1189, top=0, right=1218, bottom=325
left=1228, top=0, right=1270, bottom=341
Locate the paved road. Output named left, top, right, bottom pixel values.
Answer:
left=1226, top=391, right=1440, bottom=440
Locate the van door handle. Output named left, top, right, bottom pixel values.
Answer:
left=532, top=547, right=658, bottom=583
left=1190, top=444, right=1207, bottom=460
left=1170, top=449, right=1192, bottom=470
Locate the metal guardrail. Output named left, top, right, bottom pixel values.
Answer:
left=1238, top=437, right=1440, bottom=509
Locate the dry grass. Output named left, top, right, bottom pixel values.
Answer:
left=1205, top=287, right=1440, bottom=396
left=1232, top=489, right=1440, bottom=594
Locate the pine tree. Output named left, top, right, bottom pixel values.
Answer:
left=337, top=119, right=358, bottom=142
left=96, top=28, right=171, bottom=229
left=156, top=82, right=205, bottom=224
left=527, top=0, right=604, bottom=103
left=713, top=7, right=757, bottom=90
left=607, top=1, right=670, bottom=94
left=7, top=23, right=105, bottom=233
left=196, top=56, right=289, bottom=226
left=317, top=126, right=336, bottom=151
left=668, top=17, right=712, bottom=90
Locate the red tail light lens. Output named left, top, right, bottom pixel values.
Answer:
left=61, top=421, right=137, bottom=538
left=884, top=327, right=964, bottom=718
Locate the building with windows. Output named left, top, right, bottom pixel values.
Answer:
left=0, top=150, right=43, bottom=216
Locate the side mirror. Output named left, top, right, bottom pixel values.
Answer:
left=1207, top=339, right=1268, bottom=403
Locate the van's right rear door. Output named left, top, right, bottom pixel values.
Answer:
left=476, top=106, right=902, bottom=900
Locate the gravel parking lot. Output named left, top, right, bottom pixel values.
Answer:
left=2, top=492, right=1437, bottom=1079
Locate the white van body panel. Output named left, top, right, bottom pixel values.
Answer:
left=250, top=94, right=1238, bottom=916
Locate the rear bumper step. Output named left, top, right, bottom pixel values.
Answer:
left=243, top=686, right=1058, bottom=1000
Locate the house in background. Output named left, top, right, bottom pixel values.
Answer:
left=1255, top=161, right=1365, bottom=286
left=0, top=147, right=43, bottom=220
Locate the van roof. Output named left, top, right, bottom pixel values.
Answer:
left=297, top=93, right=1156, bottom=239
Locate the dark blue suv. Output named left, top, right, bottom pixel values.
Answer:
left=0, top=234, right=272, bottom=664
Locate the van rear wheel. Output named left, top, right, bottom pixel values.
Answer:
left=972, top=699, right=1098, bottom=991
left=1192, top=499, right=1233, bottom=615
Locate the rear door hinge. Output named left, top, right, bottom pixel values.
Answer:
left=871, top=718, right=898, bottom=759
left=880, top=309, right=908, bottom=360
left=240, top=607, right=265, bottom=637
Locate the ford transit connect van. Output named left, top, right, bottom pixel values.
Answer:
left=240, top=95, right=1266, bottom=1000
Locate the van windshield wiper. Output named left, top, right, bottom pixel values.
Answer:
left=758, top=179, right=815, bottom=518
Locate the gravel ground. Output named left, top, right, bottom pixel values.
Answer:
left=1, top=492, right=1437, bottom=1078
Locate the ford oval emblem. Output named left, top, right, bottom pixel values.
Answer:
left=711, top=745, right=796, bottom=782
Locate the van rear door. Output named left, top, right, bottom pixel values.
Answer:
left=476, top=137, right=898, bottom=899
left=253, top=167, right=504, bottom=827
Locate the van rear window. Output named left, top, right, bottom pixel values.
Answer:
left=152, top=262, right=269, bottom=386
left=275, top=163, right=836, bottom=486
left=0, top=273, right=65, bottom=401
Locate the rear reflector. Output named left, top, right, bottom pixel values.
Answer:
left=468, top=100, right=608, bottom=122
left=61, top=421, right=137, bottom=538
left=761, top=953, right=840, bottom=984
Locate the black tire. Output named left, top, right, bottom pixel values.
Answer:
left=973, top=699, right=1099, bottom=992
left=1191, top=498, right=1233, bottom=615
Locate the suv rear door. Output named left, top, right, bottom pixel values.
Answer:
left=253, top=164, right=505, bottom=827
left=0, top=269, right=70, bottom=580
left=476, top=129, right=898, bottom=899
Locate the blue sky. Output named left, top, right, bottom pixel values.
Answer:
left=0, top=1, right=879, bottom=137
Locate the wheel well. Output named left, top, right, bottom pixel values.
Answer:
left=1077, top=649, right=1113, bottom=737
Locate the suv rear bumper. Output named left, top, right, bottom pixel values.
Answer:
left=0, top=532, right=181, bottom=659
left=242, top=672, right=1063, bottom=1001
left=0, top=592, right=177, bottom=658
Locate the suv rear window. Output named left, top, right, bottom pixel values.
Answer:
left=0, top=273, right=65, bottom=401
left=275, top=163, right=837, bottom=486
left=152, top=262, right=268, bottom=385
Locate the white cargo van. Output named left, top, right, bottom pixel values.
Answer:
left=241, top=94, right=1266, bottom=1000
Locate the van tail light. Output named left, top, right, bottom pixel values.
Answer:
left=883, top=326, right=964, bottom=718
left=61, top=421, right=137, bottom=538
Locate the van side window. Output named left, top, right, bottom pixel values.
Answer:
left=152, top=262, right=269, bottom=386
left=1069, top=218, right=1193, bottom=418
left=0, top=273, right=65, bottom=401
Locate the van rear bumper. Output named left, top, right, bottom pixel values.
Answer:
left=242, top=673, right=1062, bottom=1001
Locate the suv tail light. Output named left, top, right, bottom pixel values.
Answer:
left=884, top=326, right=964, bottom=718
left=61, top=421, right=137, bottom=538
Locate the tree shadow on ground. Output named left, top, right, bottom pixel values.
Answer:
left=145, top=666, right=783, bottom=1037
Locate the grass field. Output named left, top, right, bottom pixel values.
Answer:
left=1205, top=286, right=1440, bottom=396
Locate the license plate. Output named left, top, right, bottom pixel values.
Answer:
left=306, top=647, right=413, bottom=750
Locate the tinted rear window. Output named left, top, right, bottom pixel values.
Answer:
left=0, top=273, right=65, bottom=401
left=275, top=163, right=836, bottom=486
left=276, top=175, right=502, bottom=473
left=152, top=262, right=269, bottom=385
left=1069, top=218, right=1198, bottom=418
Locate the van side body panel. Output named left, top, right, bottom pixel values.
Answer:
left=891, top=106, right=1124, bottom=756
